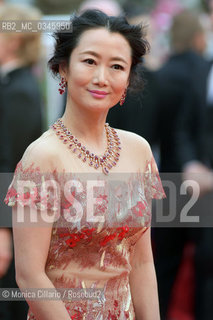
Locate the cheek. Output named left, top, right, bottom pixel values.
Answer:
left=110, top=66, right=130, bottom=93
left=111, top=75, right=129, bottom=94
left=68, top=62, right=91, bottom=88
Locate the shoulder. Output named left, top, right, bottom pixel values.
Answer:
left=118, top=129, right=150, bottom=147
left=116, top=129, right=152, bottom=171
left=20, top=129, right=60, bottom=172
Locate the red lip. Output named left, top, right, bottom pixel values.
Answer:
left=89, top=90, right=108, bottom=95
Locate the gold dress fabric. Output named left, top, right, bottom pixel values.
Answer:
left=5, top=130, right=165, bottom=320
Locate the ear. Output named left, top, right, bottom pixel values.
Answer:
left=59, top=62, right=68, bottom=79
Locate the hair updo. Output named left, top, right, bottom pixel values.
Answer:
left=48, top=10, right=150, bottom=91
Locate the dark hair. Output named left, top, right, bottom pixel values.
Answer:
left=48, top=9, right=150, bottom=91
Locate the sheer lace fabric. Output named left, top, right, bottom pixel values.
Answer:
left=5, top=131, right=165, bottom=320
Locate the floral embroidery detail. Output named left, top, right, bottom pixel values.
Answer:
left=5, top=155, right=164, bottom=320
left=95, top=194, right=108, bottom=213
left=62, top=190, right=76, bottom=209
left=131, top=200, right=147, bottom=217
left=4, top=186, right=18, bottom=206
left=17, top=187, right=38, bottom=205
left=114, top=299, right=118, bottom=308
left=117, top=225, right=129, bottom=240
left=4, top=161, right=61, bottom=212
left=99, top=225, right=129, bottom=246
left=100, top=233, right=117, bottom=246
left=59, top=228, right=96, bottom=248
left=58, top=225, right=130, bottom=249
left=71, top=311, right=81, bottom=320
left=107, top=299, right=121, bottom=319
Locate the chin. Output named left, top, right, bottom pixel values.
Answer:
left=84, top=100, right=110, bottom=111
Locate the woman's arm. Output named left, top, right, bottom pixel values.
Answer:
left=13, top=206, right=71, bottom=320
left=0, top=228, right=12, bottom=278
left=129, top=227, right=160, bottom=320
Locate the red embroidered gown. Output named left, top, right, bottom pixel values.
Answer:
left=4, top=129, right=165, bottom=320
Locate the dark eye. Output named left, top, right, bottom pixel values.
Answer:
left=84, top=58, right=95, bottom=65
left=112, top=64, right=124, bottom=70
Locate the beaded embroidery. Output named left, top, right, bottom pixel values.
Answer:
left=6, top=156, right=165, bottom=320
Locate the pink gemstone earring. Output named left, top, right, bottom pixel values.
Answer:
left=120, top=88, right=127, bottom=106
left=58, top=77, right=67, bottom=95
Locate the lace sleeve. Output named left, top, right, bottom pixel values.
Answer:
left=144, top=155, right=166, bottom=200
left=4, top=161, right=61, bottom=213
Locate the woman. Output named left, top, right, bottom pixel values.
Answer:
left=5, top=10, right=165, bottom=320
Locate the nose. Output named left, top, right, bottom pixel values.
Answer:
left=92, top=65, right=109, bottom=87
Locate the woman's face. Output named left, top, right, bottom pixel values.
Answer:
left=61, top=28, right=132, bottom=112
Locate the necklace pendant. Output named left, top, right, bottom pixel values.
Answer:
left=94, top=163, right=100, bottom=169
left=53, top=118, right=121, bottom=175
left=103, top=167, right=109, bottom=175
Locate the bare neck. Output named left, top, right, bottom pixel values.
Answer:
left=61, top=101, right=110, bottom=155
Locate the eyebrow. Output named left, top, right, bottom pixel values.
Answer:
left=80, top=50, right=128, bottom=65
